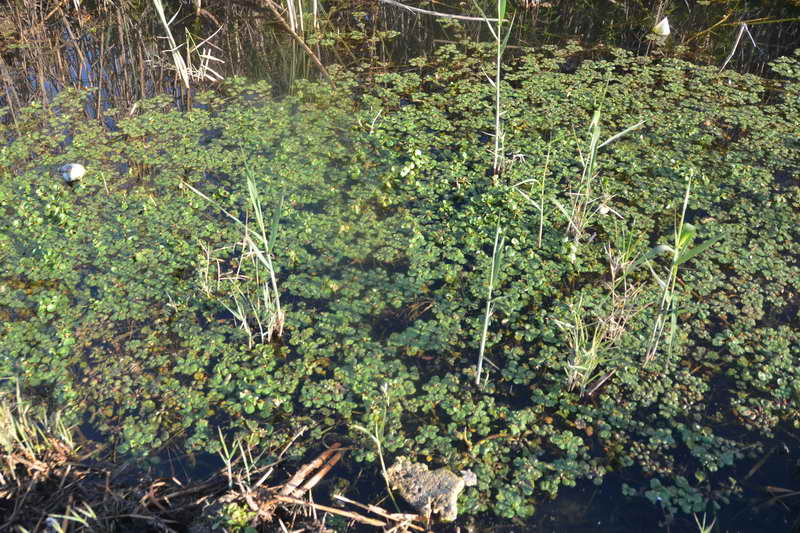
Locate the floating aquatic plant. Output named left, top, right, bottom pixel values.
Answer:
left=0, top=46, right=797, bottom=528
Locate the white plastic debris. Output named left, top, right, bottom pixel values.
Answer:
left=652, top=17, right=670, bottom=37
left=60, top=163, right=86, bottom=183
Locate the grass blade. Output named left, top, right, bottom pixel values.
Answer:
left=676, top=234, right=722, bottom=265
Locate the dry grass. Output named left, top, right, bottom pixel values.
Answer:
left=0, top=383, right=414, bottom=531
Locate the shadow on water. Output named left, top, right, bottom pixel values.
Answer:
left=270, top=435, right=798, bottom=532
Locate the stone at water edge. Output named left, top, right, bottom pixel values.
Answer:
left=385, top=456, right=476, bottom=522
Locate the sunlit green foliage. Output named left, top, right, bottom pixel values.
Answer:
left=1, top=46, right=799, bottom=522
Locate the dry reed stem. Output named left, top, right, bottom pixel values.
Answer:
left=279, top=442, right=343, bottom=497
left=379, top=0, right=499, bottom=22
left=274, top=494, right=389, bottom=528
left=258, top=0, right=333, bottom=84
left=334, top=494, right=425, bottom=531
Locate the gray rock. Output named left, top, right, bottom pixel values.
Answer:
left=385, top=456, right=471, bottom=522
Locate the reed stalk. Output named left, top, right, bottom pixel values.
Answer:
left=185, top=164, right=285, bottom=346
left=476, top=224, right=506, bottom=386
left=513, top=139, right=553, bottom=248
left=353, top=383, right=400, bottom=511
left=639, top=173, right=721, bottom=364
left=552, top=108, right=644, bottom=246
left=473, top=0, right=514, bottom=175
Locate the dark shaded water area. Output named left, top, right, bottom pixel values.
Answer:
left=534, top=444, right=800, bottom=533
left=139, top=432, right=799, bottom=532
left=2, top=0, right=800, bottom=113
left=377, top=0, right=800, bottom=75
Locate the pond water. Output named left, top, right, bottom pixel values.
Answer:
left=1, top=1, right=799, bottom=532
left=376, top=0, right=800, bottom=75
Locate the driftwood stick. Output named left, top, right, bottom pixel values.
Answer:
left=334, top=494, right=425, bottom=531
left=279, top=443, right=342, bottom=497
left=295, top=449, right=343, bottom=496
left=273, top=494, right=388, bottom=527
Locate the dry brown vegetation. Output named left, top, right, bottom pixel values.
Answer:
left=0, top=386, right=425, bottom=532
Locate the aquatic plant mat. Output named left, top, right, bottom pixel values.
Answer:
left=1, top=43, right=799, bottom=530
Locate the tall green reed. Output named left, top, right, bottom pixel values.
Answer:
left=554, top=295, right=614, bottom=396
left=352, top=382, right=401, bottom=511
left=554, top=229, right=646, bottom=395
left=552, top=108, right=644, bottom=246
left=474, top=0, right=514, bottom=175
left=471, top=0, right=512, bottom=389
left=639, top=172, right=721, bottom=364
left=476, top=225, right=506, bottom=386
left=513, top=139, right=553, bottom=248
